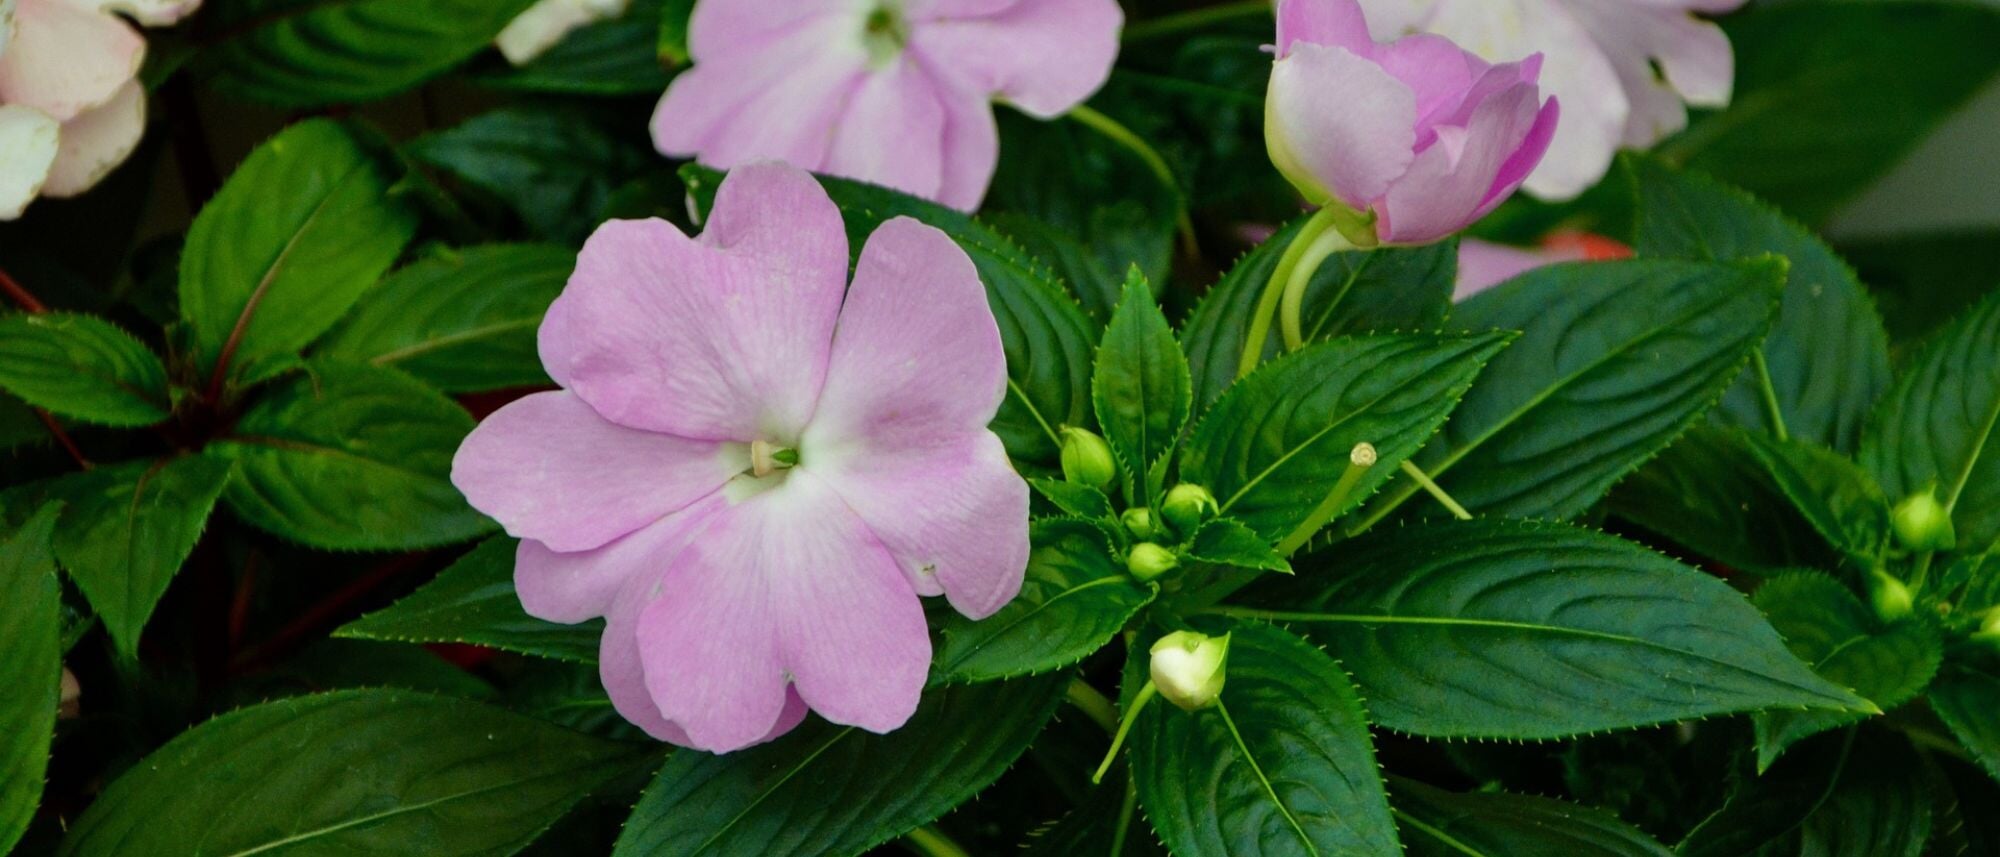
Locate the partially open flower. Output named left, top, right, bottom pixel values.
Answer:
left=651, top=0, right=1123, bottom=210
left=1150, top=630, right=1229, bottom=711
left=453, top=162, right=1030, bottom=752
left=1265, top=0, right=1559, bottom=245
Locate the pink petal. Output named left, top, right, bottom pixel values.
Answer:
left=906, top=0, right=1122, bottom=118
left=650, top=23, right=868, bottom=171
left=0, top=104, right=58, bottom=220
left=1454, top=237, right=1580, bottom=300
left=636, top=473, right=928, bottom=750
left=1376, top=81, right=1547, bottom=243
left=1266, top=42, right=1417, bottom=208
left=930, top=75, right=999, bottom=210
left=0, top=0, right=142, bottom=122
left=1473, top=95, right=1558, bottom=216
left=823, top=60, right=947, bottom=204
left=809, top=431, right=1028, bottom=619
left=42, top=78, right=142, bottom=197
left=453, top=391, right=746, bottom=553
left=685, top=0, right=842, bottom=62
left=537, top=163, right=847, bottom=440
left=1561, top=0, right=1736, bottom=147
left=1276, top=0, right=1374, bottom=58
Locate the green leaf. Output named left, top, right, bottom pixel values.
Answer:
left=1029, top=478, right=1115, bottom=521
left=1741, top=435, right=1894, bottom=567
left=1131, top=620, right=1400, bottom=857
left=1630, top=156, right=1891, bottom=453
left=932, top=519, right=1151, bottom=684
left=0, top=313, right=170, bottom=427
left=683, top=164, right=1099, bottom=468
left=986, top=111, right=1178, bottom=295
left=337, top=537, right=602, bottom=663
left=0, top=505, right=60, bottom=855
left=1930, top=658, right=2000, bottom=784
left=414, top=108, right=654, bottom=244
left=1677, top=731, right=1929, bottom=857
left=1859, top=290, right=2000, bottom=550
left=1180, top=216, right=1457, bottom=412
left=179, top=120, right=418, bottom=382
left=1186, top=518, right=1289, bottom=574
left=58, top=690, right=650, bottom=857
left=46, top=455, right=233, bottom=659
left=656, top=0, right=694, bottom=64
left=316, top=244, right=574, bottom=392
left=1391, top=778, right=1673, bottom=857
left=1608, top=425, right=1835, bottom=574
left=613, top=675, right=1065, bottom=857
left=209, top=360, right=492, bottom=550
left=1354, top=259, right=1784, bottom=528
left=253, top=638, right=498, bottom=701
left=472, top=3, right=669, bottom=96
left=1093, top=270, right=1191, bottom=505
left=1183, top=333, right=1509, bottom=546
left=1659, top=2, right=2000, bottom=224
left=203, top=0, right=541, bottom=107
left=1750, top=573, right=1941, bottom=770
left=0, top=393, right=44, bottom=451
left=1254, top=519, right=1873, bottom=739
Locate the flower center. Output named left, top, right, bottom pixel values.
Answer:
left=749, top=439, right=800, bottom=478
left=861, top=2, right=909, bottom=68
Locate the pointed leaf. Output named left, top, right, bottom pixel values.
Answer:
left=1859, top=290, right=2000, bottom=549
left=1186, top=518, right=1289, bottom=574
left=0, top=506, right=60, bottom=855
left=1391, top=778, right=1674, bottom=857
left=337, top=537, right=602, bottom=663
left=204, top=0, right=541, bottom=107
left=1609, top=425, right=1835, bottom=574
left=932, top=519, right=1151, bottom=683
left=1929, top=658, right=2000, bottom=785
left=1093, top=270, right=1191, bottom=506
left=1029, top=478, right=1115, bottom=520
left=1742, top=435, right=1893, bottom=567
left=1677, top=731, right=1929, bottom=857
left=0, top=313, right=170, bottom=427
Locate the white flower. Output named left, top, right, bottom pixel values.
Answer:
left=1357, top=0, right=1745, bottom=200
left=496, top=0, right=632, bottom=66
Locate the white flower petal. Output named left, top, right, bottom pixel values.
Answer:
left=0, top=103, right=57, bottom=219
left=43, top=77, right=143, bottom=197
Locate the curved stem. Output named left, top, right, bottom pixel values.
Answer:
left=1751, top=349, right=1789, bottom=442
left=1109, top=777, right=1140, bottom=857
left=1279, top=227, right=1359, bottom=351
left=1065, top=103, right=1200, bottom=259
left=1399, top=459, right=1473, bottom=520
left=1066, top=678, right=1120, bottom=735
left=1239, top=207, right=1341, bottom=379
left=1091, top=681, right=1159, bottom=784
left=902, top=826, right=972, bottom=857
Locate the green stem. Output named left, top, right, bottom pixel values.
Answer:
left=1910, top=551, right=1936, bottom=593
left=902, top=825, right=972, bottom=857
left=1275, top=443, right=1377, bottom=557
left=1751, top=349, right=1790, bottom=443
left=1092, top=682, right=1159, bottom=784
left=1279, top=226, right=1359, bottom=351
left=1109, top=777, right=1140, bottom=857
left=1240, top=207, right=1340, bottom=379
left=1066, top=678, right=1120, bottom=735
left=1065, top=104, right=1200, bottom=258
left=1399, top=459, right=1473, bottom=521
left=1124, top=0, right=1271, bottom=43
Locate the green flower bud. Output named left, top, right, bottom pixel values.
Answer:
left=1060, top=427, right=1117, bottom=489
left=1868, top=569, right=1915, bottom=622
left=1150, top=630, right=1230, bottom=711
left=1126, top=542, right=1179, bottom=582
left=1891, top=489, right=1956, bottom=552
left=1122, top=507, right=1161, bottom=541
left=1160, top=483, right=1219, bottom=535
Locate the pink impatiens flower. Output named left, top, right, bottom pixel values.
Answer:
left=451, top=162, right=1030, bottom=752
left=650, top=0, right=1123, bottom=211
left=1265, top=0, right=1559, bottom=245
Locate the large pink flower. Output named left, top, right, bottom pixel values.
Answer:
left=0, top=0, right=199, bottom=220
left=1265, top=0, right=1559, bottom=245
left=650, top=0, right=1123, bottom=211
left=452, top=162, right=1031, bottom=753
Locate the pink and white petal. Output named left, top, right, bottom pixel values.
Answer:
left=538, top=166, right=847, bottom=440
left=822, top=61, right=947, bottom=203
left=1376, top=82, right=1545, bottom=244
left=1374, top=33, right=1481, bottom=134
left=905, top=0, right=1121, bottom=118
left=929, top=79, right=998, bottom=211
left=651, top=25, right=868, bottom=171
left=1470, top=95, right=1557, bottom=219
left=0, top=0, right=16, bottom=59
left=804, top=216, right=1005, bottom=448
left=42, top=78, right=141, bottom=197
left=1454, top=237, right=1580, bottom=300
left=0, top=104, right=58, bottom=221
left=0, top=0, right=142, bottom=121
left=1266, top=42, right=1417, bottom=209
left=685, top=0, right=845, bottom=63
left=453, top=391, right=745, bottom=552
left=513, top=490, right=730, bottom=624
left=1276, top=0, right=1375, bottom=58
left=1354, top=0, right=1441, bottom=40
left=497, top=0, right=626, bottom=65
left=1562, top=0, right=1734, bottom=147
left=80, top=0, right=204, bottom=26
left=810, top=431, right=1028, bottom=620
left=908, top=0, right=1018, bottom=18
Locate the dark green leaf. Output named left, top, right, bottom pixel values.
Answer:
left=1093, top=270, right=1191, bottom=505
left=1029, top=478, right=1115, bottom=520
left=1608, top=425, right=1834, bottom=574
left=1841, top=230, right=2000, bottom=345
left=613, top=675, right=1065, bottom=857
left=203, top=0, right=540, bottom=107
left=337, top=536, right=602, bottom=663
left=0, top=506, right=60, bottom=855
left=46, top=455, right=232, bottom=659
left=1256, top=519, right=1873, bottom=739
left=0, top=313, right=170, bottom=427
left=1353, top=259, right=1784, bottom=528
left=1181, top=216, right=1456, bottom=412
left=59, top=690, right=650, bottom=857
left=1183, top=333, right=1509, bottom=547
left=1742, top=435, right=1893, bottom=567
left=1678, top=731, right=1928, bottom=857
left=1185, top=518, right=1288, bottom=574
left=986, top=111, right=1178, bottom=294
left=1391, top=778, right=1673, bottom=857
left=1659, top=2, right=2000, bottom=224
left=473, top=4, right=670, bottom=95
left=414, top=108, right=654, bottom=244
left=208, top=360, right=491, bottom=550
left=316, top=244, right=574, bottom=392
left=1630, top=156, right=1890, bottom=452
left=1750, top=573, right=1941, bottom=770
left=0, top=393, right=43, bottom=451
left=1859, top=290, right=2000, bottom=550
left=932, top=519, right=1150, bottom=683
left=179, top=120, right=417, bottom=382
left=1131, top=621, right=1400, bottom=857
left=252, top=638, right=498, bottom=701
left=656, top=0, right=694, bottom=64
left=1930, top=658, right=2000, bottom=784
left=683, top=165, right=1099, bottom=468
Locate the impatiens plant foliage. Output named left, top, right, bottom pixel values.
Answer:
left=3, top=1, right=2000, bottom=856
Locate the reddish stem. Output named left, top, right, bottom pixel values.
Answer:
left=0, top=266, right=46, bottom=314
left=35, top=410, right=91, bottom=470
left=232, top=552, right=429, bottom=673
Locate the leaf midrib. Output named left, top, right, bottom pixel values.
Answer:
left=686, top=727, right=854, bottom=857
left=936, top=575, right=1138, bottom=676
left=364, top=317, right=540, bottom=366
left=219, top=763, right=606, bottom=857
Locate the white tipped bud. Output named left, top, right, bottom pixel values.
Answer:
left=1150, top=630, right=1230, bottom=711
